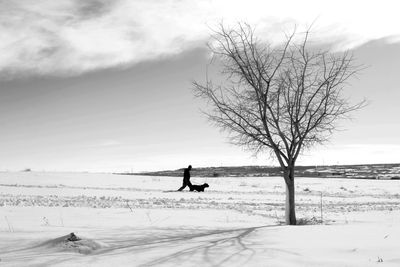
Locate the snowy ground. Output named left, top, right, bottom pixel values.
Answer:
left=0, top=172, right=399, bottom=266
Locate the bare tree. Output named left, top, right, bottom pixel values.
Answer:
left=193, top=23, right=365, bottom=225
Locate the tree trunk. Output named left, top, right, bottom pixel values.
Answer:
left=284, top=166, right=296, bottom=225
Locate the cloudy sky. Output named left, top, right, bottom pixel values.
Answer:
left=0, top=0, right=399, bottom=172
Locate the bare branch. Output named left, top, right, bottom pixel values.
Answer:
left=194, top=23, right=365, bottom=169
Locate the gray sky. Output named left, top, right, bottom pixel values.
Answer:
left=0, top=0, right=399, bottom=172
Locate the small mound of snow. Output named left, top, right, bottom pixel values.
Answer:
left=41, top=232, right=106, bottom=254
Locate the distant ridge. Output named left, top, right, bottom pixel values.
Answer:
left=118, top=163, right=400, bottom=180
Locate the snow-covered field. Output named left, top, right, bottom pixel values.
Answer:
left=1, top=172, right=399, bottom=266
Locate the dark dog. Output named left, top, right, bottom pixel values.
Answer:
left=190, top=183, right=209, bottom=192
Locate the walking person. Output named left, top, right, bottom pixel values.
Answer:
left=177, top=165, right=192, bottom=191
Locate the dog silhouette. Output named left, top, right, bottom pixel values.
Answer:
left=190, top=183, right=209, bottom=192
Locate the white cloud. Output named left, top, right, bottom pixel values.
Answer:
left=0, top=0, right=399, bottom=77
left=97, top=140, right=121, bottom=147
left=85, top=139, right=122, bottom=147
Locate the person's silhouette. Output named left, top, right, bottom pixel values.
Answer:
left=178, top=165, right=192, bottom=191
